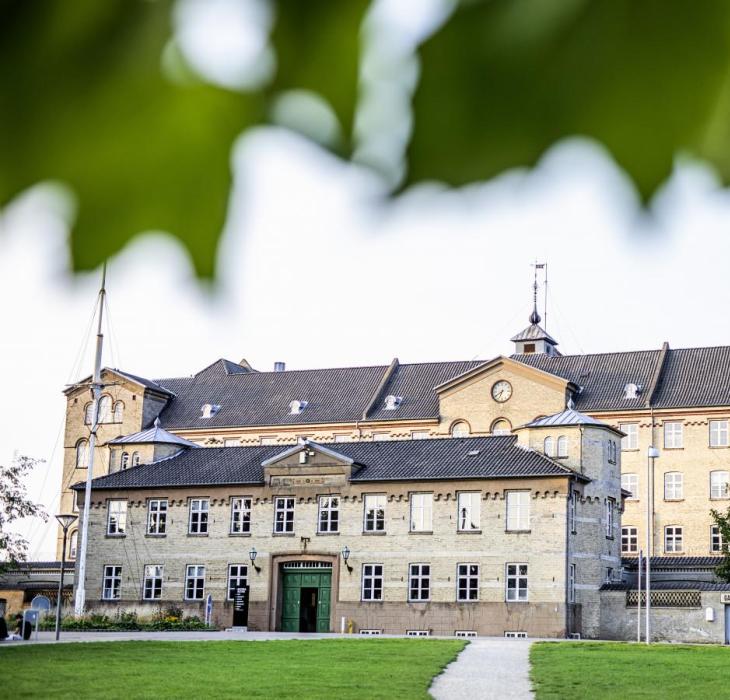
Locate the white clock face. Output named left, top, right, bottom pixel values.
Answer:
left=492, top=380, right=513, bottom=403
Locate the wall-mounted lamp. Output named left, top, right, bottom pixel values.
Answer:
left=341, top=545, right=353, bottom=574
left=249, top=546, right=261, bottom=573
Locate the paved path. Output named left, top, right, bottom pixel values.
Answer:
left=430, top=638, right=534, bottom=700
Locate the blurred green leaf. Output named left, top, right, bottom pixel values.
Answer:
left=0, top=0, right=368, bottom=278
left=408, top=0, right=730, bottom=200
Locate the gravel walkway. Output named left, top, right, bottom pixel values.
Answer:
left=430, top=638, right=534, bottom=700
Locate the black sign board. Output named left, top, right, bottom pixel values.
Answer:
left=233, top=585, right=249, bottom=627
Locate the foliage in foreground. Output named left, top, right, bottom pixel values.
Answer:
left=710, top=506, right=730, bottom=581
left=3, top=1, right=730, bottom=278
left=0, top=455, right=47, bottom=572
left=530, top=642, right=730, bottom=699
left=0, top=639, right=465, bottom=699
left=37, top=607, right=211, bottom=632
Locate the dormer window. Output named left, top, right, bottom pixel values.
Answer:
left=201, top=403, right=221, bottom=419
left=290, top=400, right=308, bottom=415
left=384, top=395, right=402, bottom=410
left=623, top=383, right=642, bottom=400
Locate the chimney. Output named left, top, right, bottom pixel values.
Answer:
left=274, top=361, right=286, bottom=372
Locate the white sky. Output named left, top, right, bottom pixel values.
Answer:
left=3, top=0, right=730, bottom=560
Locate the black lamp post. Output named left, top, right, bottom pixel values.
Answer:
left=54, top=513, right=78, bottom=641
left=249, top=546, right=261, bottom=573
left=341, top=546, right=353, bottom=573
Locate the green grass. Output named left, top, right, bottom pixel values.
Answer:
left=0, top=639, right=465, bottom=699
left=531, top=642, right=730, bottom=699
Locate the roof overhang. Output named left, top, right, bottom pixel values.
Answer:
left=261, top=440, right=355, bottom=467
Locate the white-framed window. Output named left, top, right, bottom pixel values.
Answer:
left=185, top=564, right=206, bottom=600
left=568, top=563, right=576, bottom=603
left=456, top=563, right=479, bottom=602
left=372, top=432, right=390, bottom=441
left=506, top=491, right=530, bottom=531
left=711, top=525, right=724, bottom=553
left=607, top=440, right=617, bottom=463
left=621, top=526, right=638, bottom=554
left=664, top=472, right=683, bottom=500
left=408, top=563, right=430, bottom=602
left=318, top=496, right=340, bottom=533
left=363, top=494, right=386, bottom=532
left=605, top=498, right=615, bottom=538
left=143, top=565, right=163, bottom=600
left=227, top=564, right=248, bottom=600
left=260, top=437, right=278, bottom=446
left=188, top=498, right=209, bottom=534
left=274, top=497, right=295, bottom=533
left=333, top=434, right=350, bottom=443
left=131, top=451, right=140, bottom=467
left=223, top=438, right=240, bottom=447
left=147, top=499, right=168, bottom=535
left=621, top=473, right=639, bottom=499
left=84, top=402, right=94, bottom=425
left=121, top=452, right=129, bottom=470
left=75, top=439, right=89, bottom=469
left=113, top=401, right=124, bottom=423
left=410, top=493, right=433, bottom=532
left=663, top=422, right=683, bottom=449
left=98, top=395, right=113, bottom=424
left=107, top=500, right=127, bottom=535
left=491, top=418, right=511, bottom=436
left=505, top=563, right=528, bottom=602
left=710, top=471, right=730, bottom=499
left=568, top=491, right=577, bottom=534
left=102, top=565, right=122, bottom=600
left=361, top=563, right=384, bottom=601
left=450, top=421, right=470, bottom=438
left=710, top=420, right=729, bottom=448
left=411, top=431, right=429, bottom=440
left=620, top=423, right=639, bottom=450
left=72, top=489, right=79, bottom=513
left=556, top=436, right=568, bottom=458
left=457, top=492, right=481, bottom=531
left=68, top=530, right=78, bottom=559
left=543, top=436, right=554, bottom=457
left=230, top=497, right=252, bottom=534
left=664, top=526, right=683, bottom=553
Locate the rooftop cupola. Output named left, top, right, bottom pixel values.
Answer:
left=511, top=278, right=559, bottom=356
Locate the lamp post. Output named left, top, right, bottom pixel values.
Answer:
left=341, top=546, right=353, bottom=573
left=646, top=445, right=659, bottom=645
left=54, top=513, right=78, bottom=641
left=249, top=547, right=261, bottom=573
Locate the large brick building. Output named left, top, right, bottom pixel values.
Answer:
left=60, top=305, right=730, bottom=636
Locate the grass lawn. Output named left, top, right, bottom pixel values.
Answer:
left=0, top=639, right=465, bottom=699
left=531, top=642, right=730, bottom=699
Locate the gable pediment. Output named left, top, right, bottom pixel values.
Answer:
left=262, top=441, right=359, bottom=489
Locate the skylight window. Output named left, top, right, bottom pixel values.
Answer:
left=623, top=383, right=642, bottom=400
left=201, top=403, right=221, bottom=419
left=384, top=395, right=402, bottom=410
left=290, top=400, right=308, bottom=415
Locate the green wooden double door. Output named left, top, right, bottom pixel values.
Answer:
left=281, top=569, right=332, bottom=633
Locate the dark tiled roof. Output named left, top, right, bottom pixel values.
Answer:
left=650, top=346, right=730, bottom=409
left=602, top=581, right=730, bottom=591
left=155, top=360, right=483, bottom=429
left=111, top=369, right=176, bottom=397
left=622, top=556, right=724, bottom=570
left=514, top=350, right=662, bottom=411
left=74, top=436, right=577, bottom=491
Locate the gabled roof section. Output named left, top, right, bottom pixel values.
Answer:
left=435, top=356, right=573, bottom=395
left=510, top=323, right=558, bottom=345
left=524, top=409, right=613, bottom=430
left=74, top=436, right=580, bottom=491
left=261, top=440, right=354, bottom=467
left=64, top=367, right=175, bottom=397
left=107, top=418, right=198, bottom=448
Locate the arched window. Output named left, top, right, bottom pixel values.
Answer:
left=557, top=436, right=568, bottom=457
left=491, top=418, right=512, bottom=436
left=98, top=395, right=113, bottom=423
left=450, top=421, right=470, bottom=438
left=113, top=401, right=124, bottom=423
left=543, top=436, right=554, bottom=457
left=121, top=452, right=130, bottom=470
left=131, top=451, right=140, bottom=467
left=68, top=531, right=78, bottom=559
left=84, top=402, right=94, bottom=425
left=76, top=439, right=89, bottom=468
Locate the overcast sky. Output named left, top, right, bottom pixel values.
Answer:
left=3, top=0, right=730, bottom=560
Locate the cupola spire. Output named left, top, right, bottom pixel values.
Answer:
left=510, top=263, right=559, bottom=356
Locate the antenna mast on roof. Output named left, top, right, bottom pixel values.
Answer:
left=74, top=262, right=107, bottom=617
left=534, top=261, right=547, bottom=330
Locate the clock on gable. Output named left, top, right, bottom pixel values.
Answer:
left=491, top=380, right=513, bottom=403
